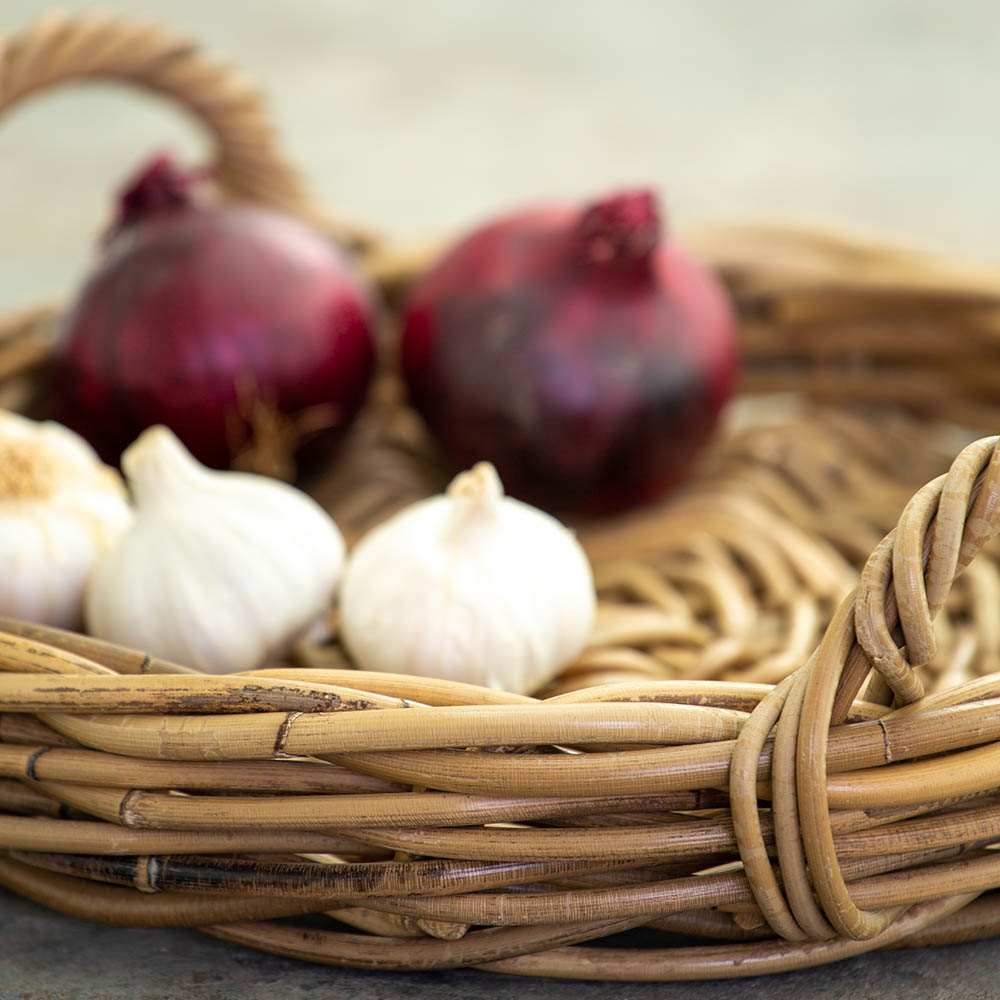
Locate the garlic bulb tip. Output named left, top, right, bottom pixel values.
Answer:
left=447, top=461, right=504, bottom=502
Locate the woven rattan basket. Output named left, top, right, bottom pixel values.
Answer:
left=4, top=12, right=1000, bottom=982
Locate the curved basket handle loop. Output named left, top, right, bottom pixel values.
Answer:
left=732, top=433, right=1000, bottom=943
left=0, top=12, right=316, bottom=223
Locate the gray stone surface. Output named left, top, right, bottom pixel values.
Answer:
left=1, top=888, right=999, bottom=999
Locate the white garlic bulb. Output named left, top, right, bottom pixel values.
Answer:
left=339, top=462, right=596, bottom=693
left=0, top=410, right=133, bottom=628
left=86, top=426, right=345, bottom=673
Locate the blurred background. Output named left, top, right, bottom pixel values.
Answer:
left=1, top=0, right=998, bottom=305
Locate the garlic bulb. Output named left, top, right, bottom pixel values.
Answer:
left=339, top=462, right=596, bottom=693
left=86, top=426, right=344, bottom=673
left=0, top=410, right=133, bottom=628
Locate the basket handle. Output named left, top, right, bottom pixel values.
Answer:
left=731, top=432, right=1000, bottom=944
left=0, top=11, right=351, bottom=235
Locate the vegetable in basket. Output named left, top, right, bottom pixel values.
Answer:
left=0, top=410, right=132, bottom=628
left=401, top=189, right=739, bottom=515
left=85, top=425, right=345, bottom=674
left=339, top=461, right=596, bottom=693
left=52, top=153, right=377, bottom=478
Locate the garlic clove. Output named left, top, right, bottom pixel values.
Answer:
left=0, top=410, right=133, bottom=628
left=339, top=461, right=596, bottom=694
left=85, top=425, right=345, bottom=674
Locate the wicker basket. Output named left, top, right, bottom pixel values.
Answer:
left=3, top=12, right=1000, bottom=982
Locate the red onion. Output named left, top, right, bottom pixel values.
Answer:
left=52, top=154, right=377, bottom=475
left=401, top=190, right=739, bottom=515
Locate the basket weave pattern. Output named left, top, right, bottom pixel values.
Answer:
left=3, top=13, right=1000, bottom=981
